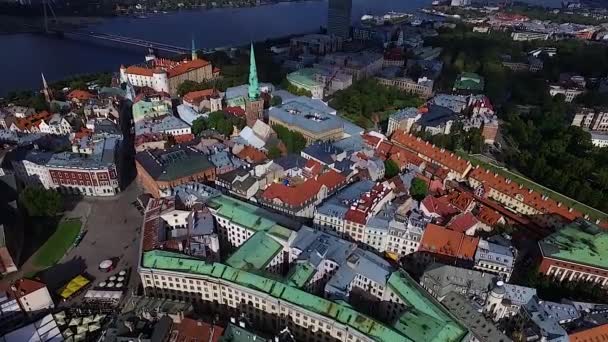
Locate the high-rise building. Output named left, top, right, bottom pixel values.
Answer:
left=327, top=0, right=352, bottom=39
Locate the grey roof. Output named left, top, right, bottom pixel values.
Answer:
left=442, top=292, right=512, bottom=342
left=269, top=97, right=343, bottom=134
left=390, top=108, right=420, bottom=121
left=418, top=104, right=458, bottom=128
left=48, top=136, right=120, bottom=169
left=135, top=145, right=214, bottom=182
left=431, top=94, right=468, bottom=113
left=169, top=182, right=221, bottom=206
left=209, top=151, right=233, bottom=169
left=23, top=150, right=54, bottom=165
left=475, top=239, right=515, bottom=268
left=188, top=209, right=214, bottom=236
left=290, top=226, right=357, bottom=267
left=523, top=298, right=569, bottom=342
left=315, top=180, right=376, bottom=218
left=501, top=284, right=537, bottom=307
left=135, top=114, right=190, bottom=135
left=325, top=248, right=392, bottom=299
left=273, top=154, right=306, bottom=170
left=302, top=142, right=343, bottom=164
left=332, top=135, right=364, bottom=153
left=421, top=263, right=497, bottom=299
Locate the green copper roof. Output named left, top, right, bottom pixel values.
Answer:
left=287, top=68, right=323, bottom=89
left=388, top=270, right=468, bottom=342
left=248, top=43, right=260, bottom=100
left=221, top=323, right=268, bottom=342
left=539, top=219, right=608, bottom=270
left=453, top=72, right=484, bottom=91
left=285, top=262, right=316, bottom=288
left=226, top=232, right=283, bottom=271
left=141, top=250, right=435, bottom=342
left=208, top=195, right=293, bottom=238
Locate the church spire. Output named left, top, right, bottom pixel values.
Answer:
left=41, top=72, right=52, bottom=104
left=248, top=42, right=260, bottom=100
left=191, top=35, right=197, bottom=61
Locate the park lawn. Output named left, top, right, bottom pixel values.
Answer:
left=31, top=219, right=82, bottom=270
left=459, top=152, right=608, bottom=222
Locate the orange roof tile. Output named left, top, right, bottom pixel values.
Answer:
left=476, top=205, right=504, bottom=226
left=569, top=323, right=608, bottom=342
left=126, top=58, right=212, bottom=79
left=183, top=89, right=219, bottom=105
left=391, top=130, right=471, bottom=175
left=67, top=89, right=94, bottom=101
left=419, top=223, right=479, bottom=260
left=444, top=191, right=475, bottom=212
left=447, top=212, right=479, bottom=234
left=316, top=169, right=346, bottom=191
left=237, top=146, right=267, bottom=164
left=262, top=179, right=321, bottom=207
left=171, top=318, right=224, bottom=342
left=468, top=166, right=581, bottom=222
left=421, top=195, right=460, bottom=218
left=14, top=111, right=52, bottom=131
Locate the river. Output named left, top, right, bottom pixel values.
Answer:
left=0, top=0, right=562, bottom=96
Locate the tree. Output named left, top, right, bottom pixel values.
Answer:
left=270, top=95, right=283, bottom=107
left=272, top=124, right=307, bottom=153
left=177, top=80, right=206, bottom=97
left=384, top=159, right=399, bottom=178
left=19, top=187, right=63, bottom=218
left=191, top=117, right=207, bottom=136
left=409, top=178, right=428, bottom=201
left=267, top=145, right=282, bottom=159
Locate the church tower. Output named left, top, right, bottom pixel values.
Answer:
left=191, top=36, right=198, bottom=61
left=245, top=43, right=264, bottom=126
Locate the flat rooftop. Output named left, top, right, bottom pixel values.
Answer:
left=269, top=97, right=343, bottom=134
left=539, top=219, right=608, bottom=270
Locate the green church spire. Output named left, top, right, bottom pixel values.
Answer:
left=248, top=43, right=260, bottom=100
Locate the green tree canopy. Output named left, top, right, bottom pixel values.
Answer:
left=410, top=178, right=429, bottom=201
left=19, top=187, right=63, bottom=218
left=384, top=159, right=400, bottom=179
left=272, top=124, right=307, bottom=153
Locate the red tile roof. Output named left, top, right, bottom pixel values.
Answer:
left=14, top=111, right=52, bottom=131
left=183, top=89, right=220, bottom=105
left=236, top=146, right=267, bottom=164
left=444, top=191, right=475, bottom=212
left=8, top=278, right=47, bottom=299
left=304, top=159, right=322, bottom=177
left=468, top=166, right=581, bottom=222
left=262, top=179, right=321, bottom=208
left=476, top=205, right=504, bottom=226
left=261, top=170, right=345, bottom=208
left=421, top=195, right=460, bottom=218
left=317, top=169, right=347, bottom=191
left=67, top=89, right=94, bottom=101
left=224, top=106, right=246, bottom=117
left=345, top=182, right=393, bottom=225
left=126, top=58, right=212, bottom=79
left=391, top=130, right=471, bottom=175
left=419, top=224, right=479, bottom=260
left=170, top=318, right=224, bottom=342
left=447, top=212, right=479, bottom=234
left=569, top=323, right=608, bottom=342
